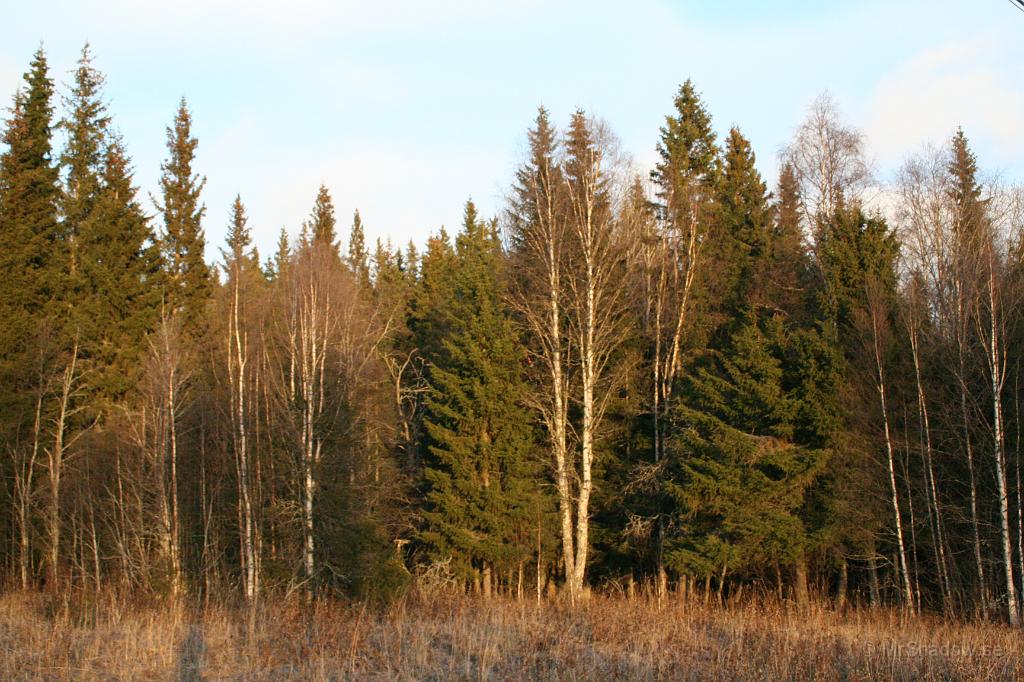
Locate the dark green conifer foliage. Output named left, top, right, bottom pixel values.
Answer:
left=651, top=79, right=720, bottom=223
left=506, top=106, right=562, bottom=258
left=666, top=312, right=830, bottom=579
left=420, top=201, right=541, bottom=578
left=710, top=127, right=771, bottom=320
left=348, top=209, right=371, bottom=287
left=157, top=97, right=210, bottom=338
left=59, top=45, right=111, bottom=345
left=817, top=206, right=899, bottom=339
left=369, top=238, right=406, bottom=310
left=60, top=44, right=109, bottom=250
left=409, top=227, right=458, bottom=365
left=78, top=136, right=161, bottom=401
left=269, top=227, right=290, bottom=281
left=768, top=163, right=809, bottom=320
left=650, top=79, right=721, bottom=345
left=810, top=204, right=900, bottom=580
left=0, top=46, right=61, bottom=433
left=308, top=184, right=338, bottom=251
left=948, top=128, right=988, bottom=250
left=222, top=195, right=257, bottom=270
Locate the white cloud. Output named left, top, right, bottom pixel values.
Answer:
left=863, top=31, right=1024, bottom=168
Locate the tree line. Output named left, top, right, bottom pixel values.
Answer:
left=2, top=45, right=1024, bottom=625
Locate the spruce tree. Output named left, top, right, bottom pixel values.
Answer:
left=222, top=195, right=257, bottom=270
left=420, top=201, right=542, bottom=583
left=78, top=135, right=161, bottom=401
left=0, top=46, right=61, bottom=437
left=157, top=97, right=210, bottom=338
left=60, top=44, right=109, bottom=259
left=817, top=206, right=899, bottom=337
left=665, top=312, right=830, bottom=580
left=348, top=209, right=370, bottom=287
left=269, top=227, right=290, bottom=281
left=651, top=79, right=720, bottom=227
left=768, top=162, right=809, bottom=320
left=710, top=127, right=771, bottom=320
left=308, top=184, right=338, bottom=252
left=409, top=228, right=458, bottom=366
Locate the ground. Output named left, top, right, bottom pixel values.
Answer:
left=1, top=589, right=1021, bottom=680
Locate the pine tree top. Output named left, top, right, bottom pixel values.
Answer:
left=308, top=184, right=338, bottom=250
left=223, top=194, right=253, bottom=269
left=652, top=79, right=720, bottom=197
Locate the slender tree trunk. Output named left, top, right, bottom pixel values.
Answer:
left=1016, top=375, right=1024, bottom=624
left=230, top=271, right=257, bottom=604
left=908, top=318, right=953, bottom=609
left=984, top=260, right=1019, bottom=625
left=836, top=557, right=848, bottom=611
left=16, top=389, right=44, bottom=589
left=793, top=552, right=809, bottom=608
left=46, top=342, right=79, bottom=590
left=167, top=359, right=182, bottom=597
left=958, top=313, right=988, bottom=612
left=867, top=548, right=881, bottom=608
left=871, top=307, right=915, bottom=614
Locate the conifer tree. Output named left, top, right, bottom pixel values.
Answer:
left=815, top=204, right=906, bottom=607
left=651, top=79, right=720, bottom=234
left=0, top=46, right=61, bottom=391
left=409, top=228, right=458, bottom=366
left=420, top=201, right=542, bottom=590
left=0, top=47, right=63, bottom=587
left=710, top=127, right=771, bottom=320
left=348, top=209, right=370, bottom=287
left=223, top=195, right=258, bottom=270
left=768, top=163, right=809, bottom=319
left=308, top=184, right=338, bottom=252
left=157, top=97, right=210, bottom=339
left=269, top=227, right=290, bottom=281
left=666, top=312, right=830, bottom=583
left=78, top=136, right=161, bottom=401
left=60, top=44, right=109, bottom=270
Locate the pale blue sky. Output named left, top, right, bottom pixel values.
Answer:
left=3, top=0, right=1023, bottom=261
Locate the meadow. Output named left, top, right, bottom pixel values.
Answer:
left=1, top=587, right=1021, bottom=681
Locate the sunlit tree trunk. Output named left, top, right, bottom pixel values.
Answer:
left=868, top=289, right=915, bottom=614
left=46, top=340, right=80, bottom=590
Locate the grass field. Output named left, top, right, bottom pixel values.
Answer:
left=1, top=588, right=1021, bottom=680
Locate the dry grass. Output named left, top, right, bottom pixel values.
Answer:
left=0, top=589, right=1021, bottom=680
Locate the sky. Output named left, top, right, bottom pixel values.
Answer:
left=3, top=0, right=1024, bottom=263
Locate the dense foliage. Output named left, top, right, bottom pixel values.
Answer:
left=2, top=45, right=1024, bottom=625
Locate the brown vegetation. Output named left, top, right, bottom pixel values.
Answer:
left=1, top=589, right=1021, bottom=680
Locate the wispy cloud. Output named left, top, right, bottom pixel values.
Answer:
left=863, top=29, right=1024, bottom=172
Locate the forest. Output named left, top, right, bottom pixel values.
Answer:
left=2, top=43, right=1024, bottom=678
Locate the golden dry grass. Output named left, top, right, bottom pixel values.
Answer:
left=0, top=589, right=1021, bottom=680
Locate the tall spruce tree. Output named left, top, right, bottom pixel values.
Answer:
left=813, top=204, right=902, bottom=605
left=78, top=136, right=161, bottom=401
left=651, top=78, right=720, bottom=240
left=0, top=45, right=62, bottom=564
left=348, top=209, right=370, bottom=287
left=664, top=126, right=834, bottom=587
left=308, top=184, right=338, bottom=252
left=710, top=127, right=771, bottom=320
left=157, top=97, right=210, bottom=338
left=665, top=311, right=832, bottom=583
left=768, top=163, right=809, bottom=320
left=0, top=46, right=61, bottom=387
left=420, top=201, right=542, bottom=588
left=59, top=44, right=111, bottom=351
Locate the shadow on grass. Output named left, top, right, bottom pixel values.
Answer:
left=177, top=623, right=205, bottom=682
